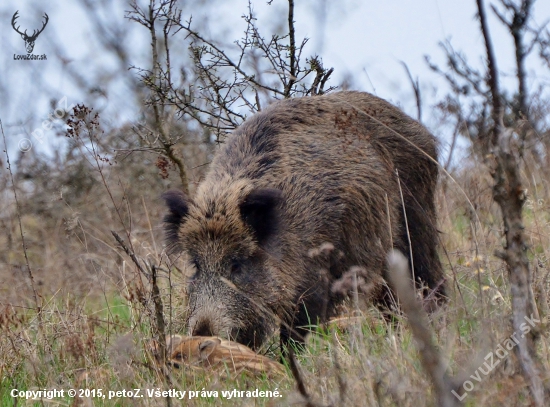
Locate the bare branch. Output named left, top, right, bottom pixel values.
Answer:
left=477, top=0, right=504, bottom=150
left=491, top=0, right=534, bottom=123
left=400, top=61, right=422, bottom=122
left=126, top=0, right=190, bottom=193
left=285, top=0, right=296, bottom=97
left=181, top=22, right=284, bottom=96
left=1, top=119, right=42, bottom=320
left=128, top=0, right=335, bottom=144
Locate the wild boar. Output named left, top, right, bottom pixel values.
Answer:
left=163, top=91, right=445, bottom=350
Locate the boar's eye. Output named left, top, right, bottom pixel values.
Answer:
left=229, top=260, right=242, bottom=275
left=190, top=258, right=200, bottom=278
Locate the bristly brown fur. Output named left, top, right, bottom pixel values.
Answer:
left=163, top=91, right=446, bottom=350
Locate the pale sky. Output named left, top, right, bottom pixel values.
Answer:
left=1, top=0, right=549, bottom=157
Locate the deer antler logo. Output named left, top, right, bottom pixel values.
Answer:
left=11, top=11, right=49, bottom=54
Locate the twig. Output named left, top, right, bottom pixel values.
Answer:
left=395, top=170, right=415, bottom=282
left=285, top=0, right=296, bottom=97
left=111, top=230, right=172, bottom=406
left=443, top=117, right=461, bottom=171
left=491, top=0, right=534, bottom=124
left=476, top=0, right=503, bottom=149
left=151, top=264, right=172, bottom=407
left=129, top=0, right=335, bottom=143
left=151, top=265, right=167, bottom=358
left=1, top=119, right=41, bottom=320
left=180, top=23, right=284, bottom=96
left=149, top=1, right=189, bottom=194
left=111, top=230, right=149, bottom=278
left=400, top=61, right=422, bottom=122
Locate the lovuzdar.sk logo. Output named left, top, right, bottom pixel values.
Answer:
left=12, top=10, right=48, bottom=61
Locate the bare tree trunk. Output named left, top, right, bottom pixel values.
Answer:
left=476, top=1, right=545, bottom=404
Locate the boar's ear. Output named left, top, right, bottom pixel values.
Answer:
left=239, top=188, right=282, bottom=245
left=198, top=337, right=221, bottom=360
left=162, top=190, right=190, bottom=253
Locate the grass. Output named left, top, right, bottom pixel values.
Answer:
left=0, top=266, right=546, bottom=406
left=1, top=115, right=550, bottom=406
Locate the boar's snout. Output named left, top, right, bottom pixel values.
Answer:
left=187, top=294, right=274, bottom=350
left=190, top=318, right=215, bottom=337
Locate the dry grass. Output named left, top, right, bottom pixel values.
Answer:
left=1, top=111, right=550, bottom=406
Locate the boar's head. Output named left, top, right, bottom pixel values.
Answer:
left=163, top=181, right=283, bottom=350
